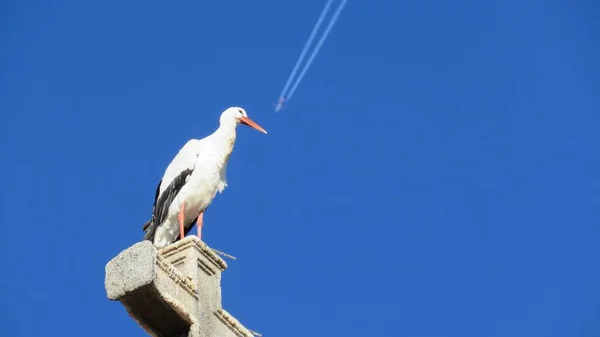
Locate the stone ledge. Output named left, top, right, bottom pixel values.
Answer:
left=215, top=309, right=256, bottom=337
left=105, top=240, right=198, bottom=336
left=105, top=241, right=156, bottom=300
left=159, top=235, right=228, bottom=271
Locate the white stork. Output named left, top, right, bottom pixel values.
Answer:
left=142, top=107, right=267, bottom=248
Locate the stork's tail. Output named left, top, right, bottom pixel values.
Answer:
left=142, top=218, right=157, bottom=242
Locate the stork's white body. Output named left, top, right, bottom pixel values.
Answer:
left=152, top=126, right=235, bottom=248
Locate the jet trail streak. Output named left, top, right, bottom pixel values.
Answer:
left=286, top=0, right=347, bottom=101
left=274, top=0, right=347, bottom=112
left=277, top=0, right=335, bottom=103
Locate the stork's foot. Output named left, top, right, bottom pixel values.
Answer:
left=197, top=211, right=204, bottom=241
left=178, top=203, right=185, bottom=241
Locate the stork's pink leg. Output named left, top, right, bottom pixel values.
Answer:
left=178, top=203, right=185, bottom=241
left=196, top=211, right=204, bottom=241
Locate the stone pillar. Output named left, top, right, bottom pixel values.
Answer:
left=105, top=236, right=256, bottom=337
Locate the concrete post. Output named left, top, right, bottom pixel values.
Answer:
left=105, top=236, right=256, bottom=337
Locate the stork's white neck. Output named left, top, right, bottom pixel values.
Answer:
left=210, top=119, right=237, bottom=155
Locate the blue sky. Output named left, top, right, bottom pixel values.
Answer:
left=1, top=0, right=599, bottom=336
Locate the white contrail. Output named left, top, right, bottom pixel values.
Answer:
left=274, top=0, right=347, bottom=111
left=277, top=0, right=335, bottom=102
left=285, top=0, right=347, bottom=101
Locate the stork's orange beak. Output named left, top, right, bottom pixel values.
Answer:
left=239, top=116, right=267, bottom=134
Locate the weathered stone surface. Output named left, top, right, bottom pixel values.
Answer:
left=105, top=236, right=256, bottom=337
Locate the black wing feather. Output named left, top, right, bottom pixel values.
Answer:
left=141, top=178, right=163, bottom=232
left=143, top=168, right=194, bottom=242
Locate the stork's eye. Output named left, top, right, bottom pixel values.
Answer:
left=237, top=109, right=244, bottom=115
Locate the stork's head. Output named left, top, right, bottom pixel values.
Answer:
left=220, top=107, right=267, bottom=134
